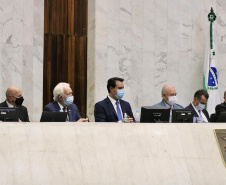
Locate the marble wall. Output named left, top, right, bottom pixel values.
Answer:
left=87, top=0, right=226, bottom=119
left=0, top=0, right=44, bottom=121
left=1, top=122, right=226, bottom=184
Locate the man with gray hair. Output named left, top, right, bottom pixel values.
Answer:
left=44, top=82, right=88, bottom=122
left=153, top=85, right=184, bottom=109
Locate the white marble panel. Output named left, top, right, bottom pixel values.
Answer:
left=0, top=124, right=14, bottom=185
left=95, top=0, right=108, bottom=101
left=107, top=0, right=120, bottom=79
left=75, top=125, right=100, bottom=184
left=87, top=0, right=96, bottom=118
left=9, top=124, right=33, bottom=185
left=12, top=0, right=23, bottom=45
left=0, top=4, right=3, bottom=43
left=22, top=45, right=33, bottom=120
left=106, top=124, right=131, bottom=184
left=12, top=44, right=22, bottom=88
left=142, top=0, right=155, bottom=105
left=154, top=0, right=168, bottom=100
left=33, top=46, right=43, bottom=121
left=33, top=0, right=44, bottom=46
left=130, top=0, right=144, bottom=110
left=2, top=44, right=13, bottom=95
left=0, top=0, right=43, bottom=122
left=26, top=124, right=50, bottom=185
left=186, top=158, right=206, bottom=184
left=2, top=0, right=13, bottom=44
left=0, top=44, right=2, bottom=100
left=167, top=0, right=180, bottom=87
left=119, top=0, right=132, bottom=103
left=2, top=123, right=226, bottom=184
left=42, top=124, right=68, bottom=185
left=172, top=158, right=192, bottom=185
left=92, top=125, right=116, bottom=184
left=122, top=125, right=148, bottom=184
left=60, top=125, right=84, bottom=185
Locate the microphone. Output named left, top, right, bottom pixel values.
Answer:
left=67, top=105, right=90, bottom=122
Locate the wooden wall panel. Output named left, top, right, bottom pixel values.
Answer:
left=43, top=0, right=87, bottom=115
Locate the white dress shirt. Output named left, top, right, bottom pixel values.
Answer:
left=57, top=102, right=69, bottom=121
left=6, top=100, right=14, bottom=108
left=108, top=95, right=123, bottom=118
left=191, top=103, right=208, bottom=123
left=164, top=101, right=172, bottom=122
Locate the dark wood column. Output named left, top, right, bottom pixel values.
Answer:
left=43, top=0, right=87, bottom=114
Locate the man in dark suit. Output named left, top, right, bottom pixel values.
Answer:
left=185, top=89, right=210, bottom=123
left=44, top=82, right=88, bottom=122
left=94, top=77, right=135, bottom=122
left=0, top=86, right=29, bottom=122
left=215, top=91, right=226, bottom=120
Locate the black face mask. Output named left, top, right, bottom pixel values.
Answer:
left=15, top=96, right=24, bottom=106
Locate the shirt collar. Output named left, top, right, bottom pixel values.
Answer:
left=163, top=100, right=170, bottom=107
left=57, top=101, right=65, bottom=110
left=6, top=100, right=15, bottom=108
left=108, top=95, right=119, bottom=105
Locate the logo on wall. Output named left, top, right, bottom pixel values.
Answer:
left=214, top=129, right=226, bottom=167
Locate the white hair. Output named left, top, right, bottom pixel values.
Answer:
left=53, top=82, right=70, bottom=101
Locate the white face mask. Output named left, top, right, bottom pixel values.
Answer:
left=196, top=103, right=205, bottom=111
left=167, top=96, right=177, bottom=106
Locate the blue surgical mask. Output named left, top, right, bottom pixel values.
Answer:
left=64, top=96, right=74, bottom=106
left=115, top=89, right=124, bottom=100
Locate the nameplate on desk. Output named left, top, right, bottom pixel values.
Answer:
left=214, top=129, right=226, bottom=167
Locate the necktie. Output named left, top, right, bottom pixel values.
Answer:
left=116, top=101, right=122, bottom=121
left=63, top=107, right=69, bottom=121
left=198, top=110, right=205, bottom=123
left=169, top=106, right=173, bottom=122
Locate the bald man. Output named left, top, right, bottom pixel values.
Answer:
left=0, top=86, right=29, bottom=122
left=153, top=85, right=184, bottom=109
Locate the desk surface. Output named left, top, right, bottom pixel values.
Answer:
left=0, top=122, right=226, bottom=185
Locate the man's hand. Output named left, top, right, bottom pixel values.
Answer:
left=128, top=116, right=133, bottom=123
left=77, top=118, right=89, bottom=122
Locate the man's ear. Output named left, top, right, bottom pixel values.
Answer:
left=110, top=86, right=113, bottom=92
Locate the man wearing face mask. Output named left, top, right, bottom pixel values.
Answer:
left=185, top=89, right=210, bottom=123
left=154, top=85, right=184, bottom=109
left=94, top=77, right=135, bottom=122
left=0, top=86, right=29, bottom=122
left=43, top=82, right=88, bottom=122
left=153, top=85, right=183, bottom=122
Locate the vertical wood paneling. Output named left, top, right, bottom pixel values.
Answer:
left=43, top=0, right=87, bottom=115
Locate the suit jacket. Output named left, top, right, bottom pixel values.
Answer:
left=0, top=100, right=29, bottom=122
left=185, top=103, right=210, bottom=122
left=215, top=102, right=226, bottom=120
left=153, top=100, right=184, bottom=109
left=94, top=97, right=135, bottom=122
left=44, top=101, right=81, bottom=122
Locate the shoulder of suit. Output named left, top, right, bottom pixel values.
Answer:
left=175, top=103, right=184, bottom=108
left=95, top=97, right=109, bottom=104
left=120, top=99, right=130, bottom=104
left=216, top=102, right=226, bottom=108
